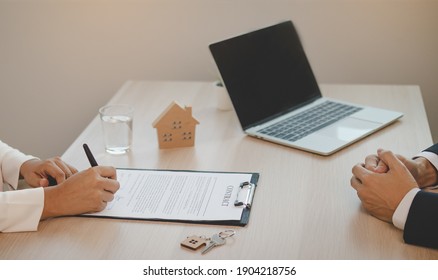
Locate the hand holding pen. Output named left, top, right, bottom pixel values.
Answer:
left=40, top=144, right=120, bottom=219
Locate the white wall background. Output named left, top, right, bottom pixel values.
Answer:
left=1, top=0, right=437, bottom=159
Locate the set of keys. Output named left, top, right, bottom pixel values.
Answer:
left=180, top=230, right=235, bottom=254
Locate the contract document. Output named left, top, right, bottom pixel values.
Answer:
left=84, top=169, right=259, bottom=226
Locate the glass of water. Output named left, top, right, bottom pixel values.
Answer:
left=99, top=104, right=134, bottom=155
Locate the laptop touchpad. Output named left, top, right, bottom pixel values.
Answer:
left=317, top=117, right=381, bottom=142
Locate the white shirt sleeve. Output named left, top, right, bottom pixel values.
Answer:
left=0, top=188, right=44, bottom=232
left=0, top=140, right=44, bottom=232
left=392, top=151, right=438, bottom=230
left=392, top=188, right=420, bottom=230
left=0, top=140, right=36, bottom=189
left=416, top=151, right=438, bottom=170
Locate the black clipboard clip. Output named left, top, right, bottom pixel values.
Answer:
left=234, top=181, right=255, bottom=209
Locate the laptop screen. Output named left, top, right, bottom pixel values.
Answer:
left=209, top=21, right=322, bottom=130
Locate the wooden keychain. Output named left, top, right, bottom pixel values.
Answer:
left=180, top=235, right=209, bottom=251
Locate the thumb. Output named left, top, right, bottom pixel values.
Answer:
left=377, top=149, right=405, bottom=171
left=39, top=178, right=49, bottom=188
left=24, top=173, right=44, bottom=188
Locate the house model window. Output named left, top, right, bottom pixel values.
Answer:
left=152, top=101, right=200, bottom=149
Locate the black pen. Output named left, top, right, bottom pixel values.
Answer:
left=47, top=176, right=58, bottom=186
left=83, top=143, right=99, bottom=167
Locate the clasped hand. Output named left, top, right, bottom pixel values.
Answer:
left=350, top=149, right=423, bottom=222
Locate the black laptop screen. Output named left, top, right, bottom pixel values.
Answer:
left=209, top=21, right=322, bottom=130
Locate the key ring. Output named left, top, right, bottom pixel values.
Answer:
left=218, top=230, right=235, bottom=238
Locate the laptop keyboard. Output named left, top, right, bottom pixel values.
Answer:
left=258, top=101, right=362, bottom=142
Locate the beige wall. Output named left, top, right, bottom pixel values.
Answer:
left=1, top=0, right=437, bottom=158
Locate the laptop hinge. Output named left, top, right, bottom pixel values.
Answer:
left=244, top=95, right=321, bottom=131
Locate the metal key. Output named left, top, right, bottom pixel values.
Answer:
left=201, top=233, right=226, bottom=254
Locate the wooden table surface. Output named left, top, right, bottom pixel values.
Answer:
left=1, top=81, right=436, bottom=259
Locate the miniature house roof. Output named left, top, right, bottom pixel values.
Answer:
left=152, top=101, right=199, bottom=128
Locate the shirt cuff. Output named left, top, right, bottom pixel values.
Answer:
left=2, top=151, right=37, bottom=190
left=392, top=188, right=420, bottom=230
left=0, top=187, right=44, bottom=232
left=414, top=151, right=438, bottom=172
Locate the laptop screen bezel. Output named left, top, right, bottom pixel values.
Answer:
left=209, top=21, right=322, bottom=130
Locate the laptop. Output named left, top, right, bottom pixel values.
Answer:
left=209, top=20, right=403, bottom=155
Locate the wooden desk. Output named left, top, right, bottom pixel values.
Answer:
left=1, top=81, right=436, bottom=259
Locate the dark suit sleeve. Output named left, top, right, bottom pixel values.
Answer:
left=401, top=143, right=438, bottom=248
left=424, top=143, right=438, bottom=155
left=403, top=191, right=438, bottom=249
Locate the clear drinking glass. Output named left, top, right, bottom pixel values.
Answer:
left=99, top=104, right=133, bottom=154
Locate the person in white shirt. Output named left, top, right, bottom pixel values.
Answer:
left=351, top=144, right=438, bottom=248
left=0, top=140, right=119, bottom=232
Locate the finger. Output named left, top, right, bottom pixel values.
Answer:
left=103, top=179, right=120, bottom=194
left=51, top=157, right=74, bottom=178
left=375, top=159, right=388, bottom=173
left=97, top=201, right=107, bottom=212
left=377, top=149, right=406, bottom=172
left=94, top=166, right=118, bottom=180
left=44, top=163, right=67, bottom=184
left=37, top=160, right=65, bottom=184
left=350, top=176, right=362, bottom=191
left=364, top=155, right=378, bottom=170
left=102, top=191, right=115, bottom=202
left=39, top=178, right=49, bottom=188
left=352, top=163, right=372, bottom=181
left=364, top=154, right=388, bottom=173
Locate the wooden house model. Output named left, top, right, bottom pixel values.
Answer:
left=152, top=101, right=200, bottom=149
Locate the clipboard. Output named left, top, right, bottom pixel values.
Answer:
left=82, top=168, right=259, bottom=227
